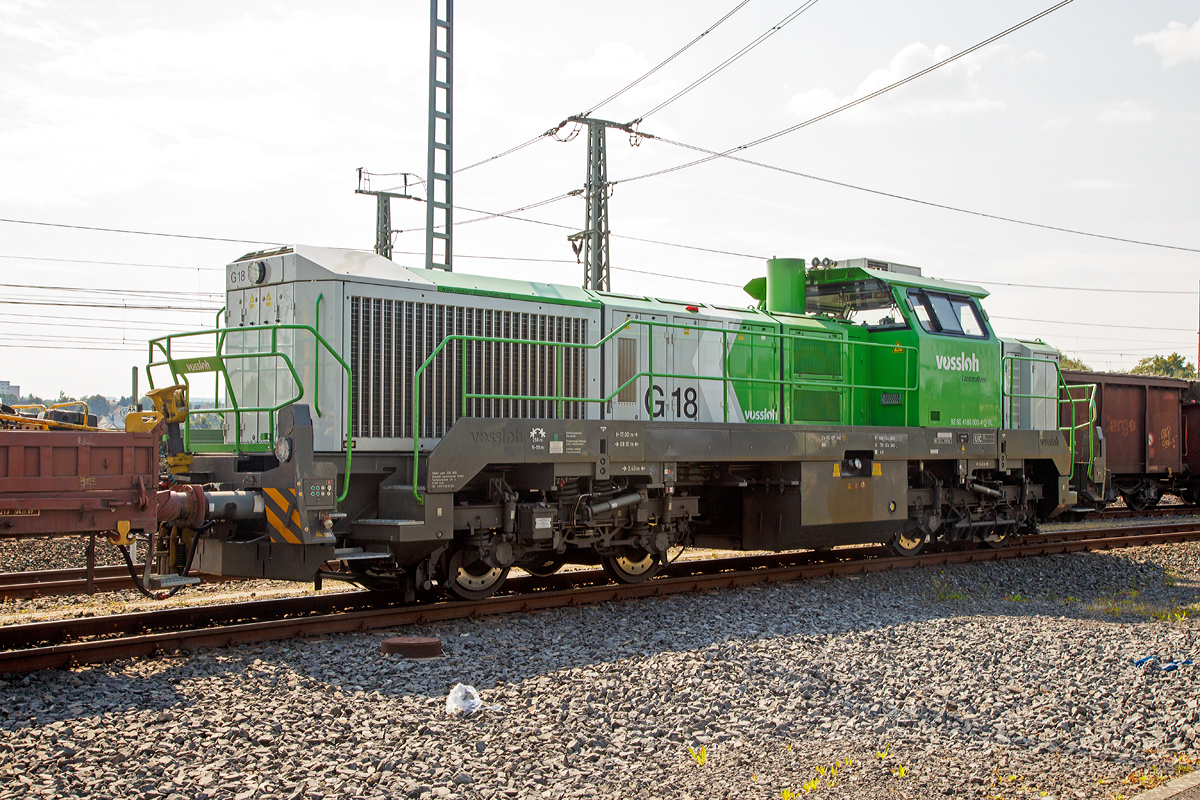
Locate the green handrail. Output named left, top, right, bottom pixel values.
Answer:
left=413, top=318, right=919, bottom=503
left=213, top=307, right=225, bottom=416
left=147, top=323, right=354, bottom=502
left=1001, top=354, right=1097, bottom=483
left=314, top=293, right=324, bottom=418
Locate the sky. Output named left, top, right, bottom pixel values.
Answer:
left=1, top=0, right=1198, bottom=399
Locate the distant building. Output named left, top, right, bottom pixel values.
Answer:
left=0, top=381, right=18, bottom=399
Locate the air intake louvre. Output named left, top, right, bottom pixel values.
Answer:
left=792, top=389, right=842, bottom=423
left=350, top=297, right=589, bottom=440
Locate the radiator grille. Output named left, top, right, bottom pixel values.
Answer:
left=794, top=338, right=843, bottom=379
left=350, top=298, right=589, bottom=439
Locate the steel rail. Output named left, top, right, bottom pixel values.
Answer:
left=0, top=565, right=230, bottom=601
left=2, top=522, right=1199, bottom=675
left=1086, top=505, right=1200, bottom=520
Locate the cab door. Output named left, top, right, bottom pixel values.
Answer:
left=666, top=313, right=740, bottom=423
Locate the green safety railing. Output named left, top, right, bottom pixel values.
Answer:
left=147, top=322, right=354, bottom=502
left=1001, top=354, right=1097, bottom=483
left=410, top=318, right=919, bottom=503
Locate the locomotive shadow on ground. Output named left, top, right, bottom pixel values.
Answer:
left=1, top=548, right=1194, bottom=732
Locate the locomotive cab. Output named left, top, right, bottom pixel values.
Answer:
left=802, top=261, right=1003, bottom=430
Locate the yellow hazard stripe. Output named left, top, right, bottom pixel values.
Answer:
left=265, top=506, right=302, bottom=544
left=263, top=487, right=304, bottom=543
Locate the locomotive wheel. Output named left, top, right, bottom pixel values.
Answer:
left=446, top=551, right=510, bottom=600
left=982, top=529, right=1010, bottom=549
left=519, top=554, right=567, bottom=577
left=600, top=547, right=661, bottom=584
left=888, top=529, right=926, bottom=558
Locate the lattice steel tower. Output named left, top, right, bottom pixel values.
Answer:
left=567, top=116, right=636, bottom=292
left=425, top=0, right=453, bottom=271
left=355, top=169, right=418, bottom=260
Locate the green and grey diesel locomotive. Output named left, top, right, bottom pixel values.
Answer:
left=135, top=246, right=1105, bottom=599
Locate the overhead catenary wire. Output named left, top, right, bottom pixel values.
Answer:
left=0, top=342, right=197, bottom=352
left=629, top=135, right=1200, bottom=255
left=627, top=0, right=1078, bottom=182
left=949, top=279, right=1198, bottom=295
left=455, top=1, right=753, bottom=175
left=0, top=317, right=204, bottom=333
left=0, top=254, right=224, bottom=272
left=0, top=283, right=222, bottom=298
left=586, top=0, right=1186, bottom=256
left=633, top=0, right=822, bottom=122
left=584, top=0, right=752, bottom=117
left=390, top=250, right=574, bottom=264
left=991, top=316, right=1194, bottom=333
left=0, top=217, right=283, bottom=245
left=0, top=299, right=220, bottom=312
left=398, top=196, right=768, bottom=259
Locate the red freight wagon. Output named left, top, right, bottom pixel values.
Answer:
left=0, top=426, right=162, bottom=539
left=1061, top=370, right=1200, bottom=510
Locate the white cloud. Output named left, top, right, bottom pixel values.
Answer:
left=0, top=0, right=67, bottom=50
left=1098, top=100, right=1154, bottom=124
left=1043, top=115, right=1071, bottom=129
left=782, top=42, right=1004, bottom=122
left=1134, top=17, right=1200, bottom=66
left=782, top=87, right=838, bottom=119
left=1070, top=178, right=1128, bottom=190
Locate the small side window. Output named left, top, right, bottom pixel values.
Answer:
left=907, top=289, right=988, bottom=339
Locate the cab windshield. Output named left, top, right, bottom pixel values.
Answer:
left=806, top=278, right=907, bottom=329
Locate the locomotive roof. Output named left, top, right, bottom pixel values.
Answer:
left=808, top=265, right=989, bottom=298
left=429, top=269, right=597, bottom=309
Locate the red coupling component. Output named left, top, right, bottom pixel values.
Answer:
left=156, top=484, right=207, bottom=529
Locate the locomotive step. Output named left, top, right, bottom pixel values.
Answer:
left=332, top=547, right=394, bottom=561
left=147, top=574, right=203, bottom=590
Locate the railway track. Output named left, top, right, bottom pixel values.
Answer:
left=2, top=520, right=1198, bottom=675
left=2, top=504, right=1194, bottom=602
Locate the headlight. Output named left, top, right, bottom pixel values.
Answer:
left=274, top=436, right=292, bottom=463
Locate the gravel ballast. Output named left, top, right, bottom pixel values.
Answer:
left=2, top=542, right=1199, bottom=799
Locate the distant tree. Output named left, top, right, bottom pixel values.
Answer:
left=16, top=393, right=45, bottom=407
left=84, top=394, right=111, bottom=416
left=55, top=391, right=76, bottom=405
left=1129, top=353, right=1197, bottom=379
left=1059, top=355, right=1090, bottom=371
left=191, top=412, right=226, bottom=430
left=0, top=392, right=16, bottom=406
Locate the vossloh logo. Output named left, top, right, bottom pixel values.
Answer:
left=935, top=352, right=980, bottom=372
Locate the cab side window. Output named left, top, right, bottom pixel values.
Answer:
left=907, top=289, right=988, bottom=339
